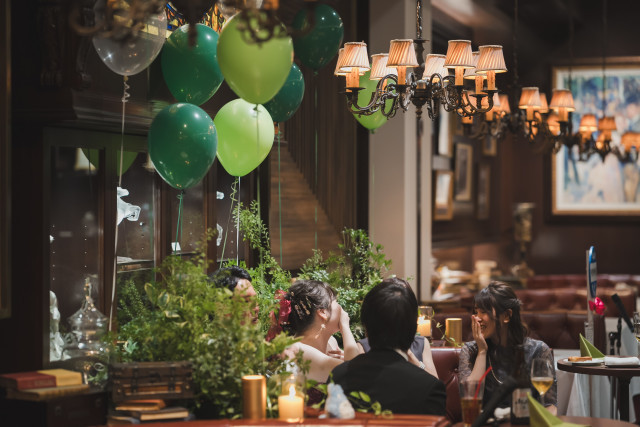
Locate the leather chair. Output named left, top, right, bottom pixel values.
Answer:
left=431, top=347, right=462, bottom=424
left=515, top=288, right=635, bottom=319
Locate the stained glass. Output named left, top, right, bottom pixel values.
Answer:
left=165, top=2, right=226, bottom=33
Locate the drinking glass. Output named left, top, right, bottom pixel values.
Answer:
left=530, top=358, right=553, bottom=404
left=459, top=379, right=484, bottom=427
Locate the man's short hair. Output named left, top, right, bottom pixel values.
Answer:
left=208, top=266, right=252, bottom=292
left=361, top=277, right=417, bottom=352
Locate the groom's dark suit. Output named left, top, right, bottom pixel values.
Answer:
left=330, top=348, right=447, bottom=416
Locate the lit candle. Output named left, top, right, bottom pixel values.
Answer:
left=417, top=316, right=431, bottom=337
left=445, top=318, right=462, bottom=346
left=278, top=384, right=303, bottom=421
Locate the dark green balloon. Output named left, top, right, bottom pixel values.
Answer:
left=161, top=24, right=224, bottom=106
left=263, top=63, right=305, bottom=122
left=148, top=103, right=218, bottom=189
left=292, top=4, right=344, bottom=71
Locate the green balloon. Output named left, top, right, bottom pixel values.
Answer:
left=263, top=63, right=305, bottom=122
left=161, top=24, right=224, bottom=106
left=352, top=71, right=390, bottom=131
left=292, top=4, right=344, bottom=71
left=148, top=103, right=218, bottom=189
left=217, top=14, right=293, bottom=104
left=215, top=99, right=274, bottom=177
left=81, top=148, right=138, bottom=176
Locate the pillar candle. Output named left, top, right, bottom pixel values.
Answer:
left=278, top=385, right=304, bottom=421
left=242, top=375, right=266, bottom=420
left=445, top=318, right=462, bottom=346
left=417, top=317, right=431, bottom=337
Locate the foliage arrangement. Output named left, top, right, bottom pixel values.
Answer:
left=299, top=229, right=392, bottom=339
left=116, top=230, right=298, bottom=417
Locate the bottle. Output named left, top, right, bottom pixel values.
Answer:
left=510, top=345, right=530, bottom=425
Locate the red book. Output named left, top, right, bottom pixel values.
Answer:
left=0, top=372, right=56, bottom=390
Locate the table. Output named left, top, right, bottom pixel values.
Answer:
left=452, top=415, right=636, bottom=426
left=557, top=358, right=640, bottom=422
left=124, top=414, right=450, bottom=427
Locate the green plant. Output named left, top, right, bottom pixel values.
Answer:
left=300, top=228, right=391, bottom=339
left=116, top=230, right=299, bottom=417
left=233, top=200, right=293, bottom=331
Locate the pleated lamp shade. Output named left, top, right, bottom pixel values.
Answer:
left=422, top=54, right=447, bottom=80
left=334, top=48, right=348, bottom=76
left=443, top=40, right=474, bottom=68
left=339, top=42, right=370, bottom=74
left=370, top=54, right=396, bottom=80
left=549, top=89, right=576, bottom=112
left=475, top=45, right=507, bottom=73
left=519, top=87, right=542, bottom=109
left=550, top=89, right=575, bottom=122
left=464, top=52, right=481, bottom=79
left=598, top=116, right=617, bottom=131
left=499, top=94, right=511, bottom=114
left=621, top=131, right=640, bottom=151
left=579, top=114, right=598, bottom=133
left=538, top=93, right=549, bottom=114
left=387, top=39, right=419, bottom=67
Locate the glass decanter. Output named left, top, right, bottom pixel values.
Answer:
left=62, top=277, right=110, bottom=388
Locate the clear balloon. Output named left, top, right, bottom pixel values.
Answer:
left=215, top=99, right=274, bottom=177
left=92, top=1, right=167, bottom=76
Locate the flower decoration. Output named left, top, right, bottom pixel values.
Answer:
left=589, top=297, right=605, bottom=315
left=266, top=290, right=292, bottom=341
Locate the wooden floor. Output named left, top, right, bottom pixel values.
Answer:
left=269, top=141, right=340, bottom=271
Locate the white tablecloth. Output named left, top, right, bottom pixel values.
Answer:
left=554, top=319, right=640, bottom=422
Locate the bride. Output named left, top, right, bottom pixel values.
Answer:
left=268, top=280, right=359, bottom=383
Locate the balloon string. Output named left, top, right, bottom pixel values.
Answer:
left=174, top=191, right=184, bottom=256
left=109, top=75, right=129, bottom=332
left=314, top=73, right=318, bottom=251
left=236, top=176, right=241, bottom=264
left=219, top=177, right=238, bottom=264
left=277, top=124, right=283, bottom=265
left=370, top=141, right=375, bottom=239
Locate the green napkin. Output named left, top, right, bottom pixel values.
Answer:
left=528, top=394, right=588, bottom=427
left=579, top=333, right=605, bottom=358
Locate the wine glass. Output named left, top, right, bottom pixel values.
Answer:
left=530, top=358, right=554, bottom=404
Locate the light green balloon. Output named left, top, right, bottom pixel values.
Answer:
left=352, top=71, right=391, bottom=131
left=214, top=99, right=274, bottom=177
left=217, top=14, right=294, bottom=104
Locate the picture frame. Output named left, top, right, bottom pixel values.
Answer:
left=434, top=170, right=454, bottom=221
left=477, top=164, right=490, bottom=220
left=551, top=59, right=640, bottom=218
left=482, top=135, right=498, bottom=156
left=437, top=105, right=463, bottom=157
left=454, top=143, right=473, bottom=201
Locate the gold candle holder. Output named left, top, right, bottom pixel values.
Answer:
left=445, top=318, right=462, bottom=346
left=242, top=375, right=266, bottom=420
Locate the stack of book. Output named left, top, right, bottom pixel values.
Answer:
left=108, top=400, right=191, bottom=424
left=0, top=369, right=88, bottom=401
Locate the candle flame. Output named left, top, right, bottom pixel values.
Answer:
left=417, top=315, right=426, bottom=324
left=288, top=384, right=296, bottom=398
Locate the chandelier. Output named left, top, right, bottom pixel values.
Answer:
left=334, top=0, right=507, bottom=121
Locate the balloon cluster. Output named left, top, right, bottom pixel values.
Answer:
left=93, top=3, right=358, bottom=186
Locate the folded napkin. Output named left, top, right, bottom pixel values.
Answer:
left=528, top=394, right=588, bottom=427
left=604, top=356, right=640, bottom=366
left=579, top=333, right=605, bottom=358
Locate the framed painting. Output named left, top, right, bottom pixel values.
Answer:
left=482, top=135, right=497, bottom=156
left=434, top=170, right=454, bottom=221
left=477, top=164, right=490, bottom=220
left=454, top=143, right=473, bottom=201
left=552, top=59, right=640, bottom=217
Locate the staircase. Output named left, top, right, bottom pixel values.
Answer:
left=269, top=141, right=340, bottom=271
